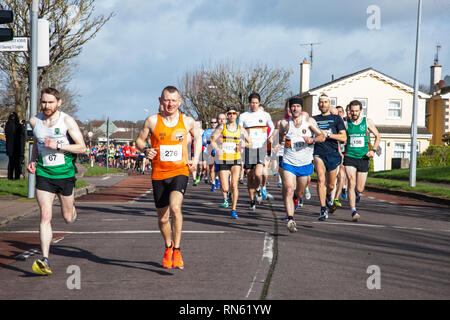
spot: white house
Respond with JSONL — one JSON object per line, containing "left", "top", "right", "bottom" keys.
{"left": 298, "top": 60, "right": 432, "bottom": 171}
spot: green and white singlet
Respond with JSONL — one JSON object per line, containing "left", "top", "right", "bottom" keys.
{"left": 345, "top": 117, "right": 370, "bottom": 159}
{"left": 34, "top": 111, "right": 76, "bottom": 179}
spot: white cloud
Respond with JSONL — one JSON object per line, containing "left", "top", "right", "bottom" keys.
{"left": 71, "top": 0, "right": 450, "bottom": 122}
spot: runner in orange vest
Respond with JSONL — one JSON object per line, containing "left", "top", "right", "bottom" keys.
{"left": 136, "top": 86, "right": 202, "bottom": 269}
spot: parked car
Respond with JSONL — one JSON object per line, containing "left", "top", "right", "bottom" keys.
{"left": 0, "top": 138, "right": 8, "bottom": 171}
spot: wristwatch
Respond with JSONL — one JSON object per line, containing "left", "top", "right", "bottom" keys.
{"left": 57, "top": 143, "right": 61, "bottom": 151}
{"left": 327, "top": 130, "right": 332, "bottom": 137}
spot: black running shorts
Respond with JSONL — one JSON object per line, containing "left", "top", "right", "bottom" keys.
{"left": 243, "top": 147, "right": 265, "bottom": 170}
{"left": 152, "top": 175, "right": 188, "bottom": 209}
{"left": 36, "top": 175, "right": 76, "bottom": 196}
{"left": 343, "top": 156, "right": 370, "bottom": 172}
{"left": 218, "top": 159, "right": 242, "bottom": 171}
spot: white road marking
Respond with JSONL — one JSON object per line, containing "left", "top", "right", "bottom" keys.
{"left": 246, "top": 232, "right": 274, "bottom": 299}
{"left": 101, "top": 176, "right": 111, "bottom": 180}
{"left": 0, "top": 230, "right": 228, "bottom": 235}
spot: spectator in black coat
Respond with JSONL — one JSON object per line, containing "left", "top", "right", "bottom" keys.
{"left": 5, "top": 112, "right": 24, "bottom": 180}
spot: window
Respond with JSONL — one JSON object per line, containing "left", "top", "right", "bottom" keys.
{"left": 393, "top": 142, "right": 419, "bottom": 159}
{"left": 330, "top": 97, "right": 337, "bottom": 107}
{"left": 354, "top": 98, "right": 367, "bottom": 116}
{"left": 388, "top": 100, "right": 402, "bottom": 119}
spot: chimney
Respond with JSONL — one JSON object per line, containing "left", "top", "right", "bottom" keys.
{"left": 300, "top": 59, "right": 310, "bottom": 94}
{"left": 430, "top": 61, "right": 442, "bottom": 95}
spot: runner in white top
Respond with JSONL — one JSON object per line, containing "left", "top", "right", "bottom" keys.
{"left": 238, "top": 92, "right": 274, "bottom": 210}
{"left": 277, "top": 97, "right": 324, "bottom": 232}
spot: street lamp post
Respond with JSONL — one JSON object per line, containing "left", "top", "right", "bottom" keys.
{"left": 409, "top": 0, "right": 422, "bottom": 187}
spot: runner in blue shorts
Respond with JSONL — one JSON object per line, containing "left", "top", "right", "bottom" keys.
{"left": 278, "top": 96, "right": 325, "bottom": 233}
{"left": 313, "top": 94, "right": 347, "bottom": 221}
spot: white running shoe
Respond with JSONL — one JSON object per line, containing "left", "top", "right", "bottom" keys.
{"left": 305, "top": 187, "right": 311, "bottom": 200}
{"left": 287, "top": 219, "right": 297, "bottom": 233}
{"left": 318, "top": 208, "right": 328, "bottom": 221}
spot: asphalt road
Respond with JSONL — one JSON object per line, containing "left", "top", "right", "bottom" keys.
{"left": 0, "top": 173, "right": 449, "bottom": 302}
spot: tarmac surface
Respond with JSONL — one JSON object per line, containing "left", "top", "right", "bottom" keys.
{"left": 0, "top": 170, "right": 449, "bottom": 302}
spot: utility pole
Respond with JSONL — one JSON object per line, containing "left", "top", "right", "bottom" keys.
{"left": 28, "top": 0, "right": 39, "bottom": 199}
{"left": 300, "top": 42, "right": 321, "bottom": 69}
{"left": 409, "top": 0, "right": 422, "bottom": 187}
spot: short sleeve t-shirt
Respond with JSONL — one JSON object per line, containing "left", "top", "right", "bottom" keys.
{"left": 312, "top": 114, "right": 346, "bottom": 156}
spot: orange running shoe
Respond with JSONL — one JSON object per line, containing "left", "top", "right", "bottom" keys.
{"left": 172, "top": 248, "right": 184, "bottom": 269}
{"left": 162, "top": 243, "right": 173, "bottom": 269}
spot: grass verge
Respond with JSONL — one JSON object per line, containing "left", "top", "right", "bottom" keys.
{"left": 84, "top": 165, "right": 124, "bottom": 177}
{"left": 0, "top": 178, "right": 89, "bottom": 198}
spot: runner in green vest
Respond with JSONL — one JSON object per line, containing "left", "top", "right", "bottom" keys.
{"left": 344, "top": 100, "right": 380, "bottom": 222}
{"left": 27, "top": 87, "right": 86, "bottom": 275}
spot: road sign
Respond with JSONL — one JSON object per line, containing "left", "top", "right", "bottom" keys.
{"left": 0, "top": 37, "right": 28, "bottom": 52}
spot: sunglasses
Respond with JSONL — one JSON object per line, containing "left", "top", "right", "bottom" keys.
{"left": 227, "top": 112, "right": 237, "bottom": 116}
{"left": 211, "top": 121, "right": 217, "bottom": 123}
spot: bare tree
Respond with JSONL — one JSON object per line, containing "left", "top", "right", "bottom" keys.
{"left": 0, "top": 0, "right": 114, "bottom": 119}
{"left": 179, "top": 62, "right": 292, "bottom": 127}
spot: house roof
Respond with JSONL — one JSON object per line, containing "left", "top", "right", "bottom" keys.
{"left": 301, "top": 67, "right": 431, "bottom": 99}
{"left": 377, "top": 125, "right": 431, "bottom": 136}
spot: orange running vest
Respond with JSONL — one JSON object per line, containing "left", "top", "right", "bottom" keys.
{"left": 150, "top": 112, "right": 189, "bottom": 180}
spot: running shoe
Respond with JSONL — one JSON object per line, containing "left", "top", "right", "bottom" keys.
{"left": 210, "top": 184, "right": 216, "bottom": 192}
{"left": 326, "top": 193, "right": 333, "bottom": 208}
{"left": 341, "top": 188, "right": 347, "bottom": 199}
{"left": 231, "top": 210, "right": 238, "bottom": 219}
{"left": 305, "top": 187, "right": 311, "bottom": 200}
{"left": 172, "top": 249, "right": 184, "bottom": 269}
{"left": 294, "top": 197, "right": 303, "bottom": 211}
{"left": 215, "top": 178, "right": 220, "bottom": 188}
{"left": 220, "top": 199, "right": 229, "bottom": 208}
{"left": 261, "top": 187, "right": 268, "bottom": 200}
{"left": 32, "top": 258, "right": 52, "bottom": 275}
{"left": 356, "top": 191, "right": 361, "bottom": 203}
{"left": 162, "top": 243, "right": 173, "bottom": 269}
{"left": 287, "top": 218, "right": 297, "bottom": 233}
{"left": 249, "top": 200, "right": 256, "bottom": 211}
{"left": 328, "top": 200, "right": 338, "bottom": 214}
{"left": 277, "top": 182, "right": 282, "bottom": 188}
{"left": 318, "top": 208, "right": 328, "bottom": 221}
{"left": 239, "top": 179, "right": 244, "bottom": 185}
{"left": 334, "top": 199, "right": 342, "bottom": 207}
{"left": 351, "top": 210, "right": 360, "bottom": 222}
{"left": 194, "top": 176, "right": 201, "bottom": 186}
{"left": 256, "top": 188, "right": 262, "bottom": 198}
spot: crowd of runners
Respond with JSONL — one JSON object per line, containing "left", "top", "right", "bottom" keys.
{"left": 88, "top": 141, "right": 151, "bottom": 173}
{"left": 27, "top": 85, "right": 379, "bottom": 275}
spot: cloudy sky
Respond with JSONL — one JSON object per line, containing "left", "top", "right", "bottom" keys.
{"left": 71, "top": 0, "right": 450, "bottom": 122}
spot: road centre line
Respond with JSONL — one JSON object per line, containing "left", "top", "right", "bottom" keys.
{"left": 308, "top": 221, "right": 445, "bottom": 232}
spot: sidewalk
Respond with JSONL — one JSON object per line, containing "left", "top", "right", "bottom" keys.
{"left": 0, "top": 183, "right": 96, "bottom": 226}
